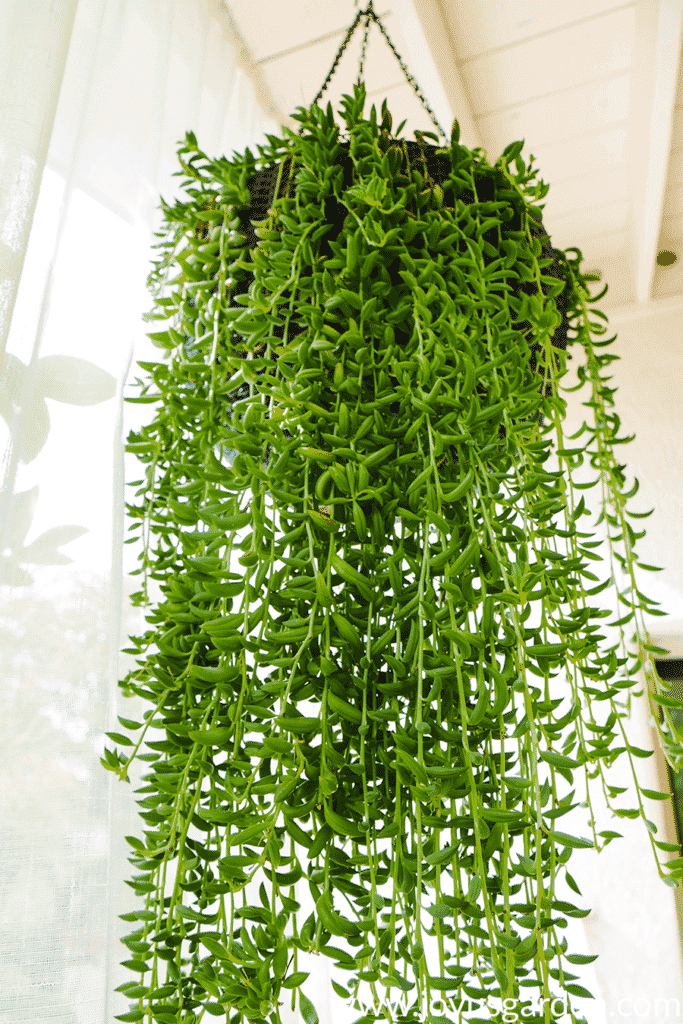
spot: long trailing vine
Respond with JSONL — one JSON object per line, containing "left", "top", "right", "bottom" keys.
{"left": 105, "top": 68, "right": 683, "bottom": 1024}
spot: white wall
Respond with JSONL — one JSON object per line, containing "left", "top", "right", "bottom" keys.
{"left": 556, "top": 297, "right": 683, "bottom": 1024}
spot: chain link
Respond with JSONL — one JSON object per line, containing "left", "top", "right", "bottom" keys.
{"left": 297, "top": 7, "right": 366, "bottom": 133}
{"left": 357, "top": 10, "right": 371, "bottom": 87}
{"left": 369, "top": 5, "right": 446, "bottom": 140}
{"left": 299, "top": 1, "right": 447, "bottom": 140}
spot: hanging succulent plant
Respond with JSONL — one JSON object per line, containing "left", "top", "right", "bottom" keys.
{"left": 106, "top": 41, "right": 683, "bottom": 1024}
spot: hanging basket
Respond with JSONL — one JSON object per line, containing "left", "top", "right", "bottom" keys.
{"left": 107, "top": 8, "right": 682, "bottom": 1024}
{"left": 242, "top": 139, "right": 566, "bottom": 359}
{"left": 217, "top": 134, "right": 570, "bottom": 486}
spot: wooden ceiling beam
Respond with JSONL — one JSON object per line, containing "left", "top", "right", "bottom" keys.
{"left": 631, "top": 0, "right": 683, "bottom": 305}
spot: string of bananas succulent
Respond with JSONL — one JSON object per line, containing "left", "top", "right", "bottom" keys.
{"left": 106, "top": 82, "right": 683, "bottom": 1024}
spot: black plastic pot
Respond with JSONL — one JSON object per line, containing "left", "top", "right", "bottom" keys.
{"left": 239, "top": 139, "right": 568, "bottom": 355}
{"left": 221, "top": 138, "right": 569, "bottom": 467}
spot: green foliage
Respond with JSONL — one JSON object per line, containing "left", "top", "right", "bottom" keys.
{"left": 110, "top": 83, "right": 683, "bottom": 1024}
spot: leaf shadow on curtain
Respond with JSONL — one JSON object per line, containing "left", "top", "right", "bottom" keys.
{"left": 0, "top": 2, "right": 285, "bottom": 1022}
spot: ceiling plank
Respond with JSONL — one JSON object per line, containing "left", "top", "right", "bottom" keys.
{"left": 631, "top": 0, "right": 683, "bottom": 305}
{"left": 601, "top": 292, "right": 683, "bottom": 324}
{"left": 398, "top": 0, "right": 483, "bottom": 150}
{"left": 254, "top": 9, "right": 391, "bottom": 67}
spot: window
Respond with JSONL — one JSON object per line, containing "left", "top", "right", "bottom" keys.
{"left": 650, "top": 637, "right": 683, "bottom": 953}
{"left": 654, "top": 657, "right": 683, "bottom": 846}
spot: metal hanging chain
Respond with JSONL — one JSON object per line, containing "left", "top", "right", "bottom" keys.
{"left": 300, "top": 0, "right": 446, "bottom": 141}
{"left": 357, "top": 5, "right": 371, "bottom": 86}
{"left": 366, "top": 6, "right": 447, "bottom": 139}
{"left": 296, "top": 6, "right": 366, "bottom": 134}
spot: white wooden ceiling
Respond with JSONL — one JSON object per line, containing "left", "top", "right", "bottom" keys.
{"left": 226, "top": 0, "right": 683, "bottom": 316}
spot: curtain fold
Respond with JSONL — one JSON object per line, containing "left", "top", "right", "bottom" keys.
{"left": 0, "top": 3, "right": 284, "bottom": 1021}
{"left": 0, "top": 0, "right": 79, "bottom": 362}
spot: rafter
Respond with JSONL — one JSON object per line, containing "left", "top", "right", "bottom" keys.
{"left": 631, "top": 0, "right": 683, "bottom": 305}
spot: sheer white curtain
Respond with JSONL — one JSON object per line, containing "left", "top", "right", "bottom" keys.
{"left": 4, "top": 4, "right": 683, "bottom": 1024}
{"left": 0, "top": 2, "right": 305, "bottom": 1021}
